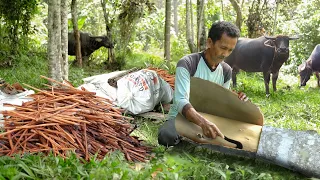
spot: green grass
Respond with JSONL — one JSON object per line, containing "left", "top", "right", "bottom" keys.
{"left": 0, "top": 53, "right": 318, "bottom": 179}
{"left": 234, "top": 72, "right": 320, "bottom": 132}
{"left": 0, "top": 54, "right": 111, "bottom": 88}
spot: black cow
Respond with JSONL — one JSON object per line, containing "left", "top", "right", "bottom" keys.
{"left": 225, "top": 35, "right": 299, "bottom": 96}
{"left": 298, "top": 44, "right": 320, "bottom": 87}
{"left": 68, "top": 32, "right": 114, "bottom": 62}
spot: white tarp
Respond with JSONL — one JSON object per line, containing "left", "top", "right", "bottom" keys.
{"left": 0, "top": 90, "right": 35, "bottom": 126}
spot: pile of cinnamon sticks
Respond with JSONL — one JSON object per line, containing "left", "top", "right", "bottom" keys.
{"left": 147, "top": 67, "right": 175, "bottom": 90}
{"left": 0, "top": 76, "right": 149, "bottom": 161}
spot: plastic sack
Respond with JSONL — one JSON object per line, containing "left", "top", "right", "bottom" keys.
{"left": 77, "top": 70, "right": 127, "bottom": 102}
{"left": 116, "top": 69, "right": 173, "bottom": 114}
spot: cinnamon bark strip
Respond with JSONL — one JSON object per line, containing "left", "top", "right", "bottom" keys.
{"left": 86, "top": 99, "right": 110, "bottom": 107}
{"left": 40, "top": 75, "right": 85, "bottom": 91}
{"left": 4, "top": 105, "right": 37, "bottom": 112}
{"left": 0, "top": 142, "right": 10, "bottom": 150}
{"left": 90, "top": 139, "right": 112, "bottom": 151}
{"left": 62, "top": 97, "right": 90, "bottom": 105}
{"left": 120, "top": 144, "right": 132, "bottom": 161}
{"left": 20, "top": 132, "right": 37, "bottom": 147}
{"left": 22, "top": 83, "right": 56, "bottom": 97}
{"left": 103, "top": 133, "right": 135, "bottom": 148}
{"left": 55, "top": 114, "right": 89, "bottom": 124}
{"left": 39, "top": 129, "right": 75, "bottom": 147}
{"left": 106, "top": 139, "right": 121, "bottom": 150}
{"left": 73, "top": 108, "right": 104, "bottom": 115}
{"left": 15, "top": 123, "right": 59, "bottom": 130}
{"left": 45, "top": 82, "right": 96, "bottom": 95}
{"left": 45, "top": 117, "right": 79, "bottom": 126}
{"left": 92, "top": 95, "right": 114, "bottom": 104}
{"left": 126, "top": 146, "right": 148, "bottom": 154}
{"left": 3, "top": 110, "right": 37, "bottom": 121}
{"left": 7, "top": 133, "right": 13, "bottom": 151}
{"left": 54, "top": 125, "right": 76, "bottom": 143}
{"left": 81, "top": 102, "right": 107, "bottom": 111}
{"left": 45, "top": 133, "right": 77, "bottom": 149}
{"left": 0, "top": 128, "right": 20, "bottom": 137}
{"left": 38, "top": 94, "right": 78, "bottom": 104}
{"left": 123, "top": 147, "right": 145, "bottom": 162}
{"left": 63, "top": 90, "right": 96, "bottom": 95}
{"left": 9, "top": 129, "right": 25, "bottom": 139}
{"left": 83, "top": 124, "right": 89, "bottom": 161}
{"left": 103, "top": 112, "right": 134, "bottom": 120}
{"left": 36, "top": 142, "right": 50, "bottom": 149}
{"left": 40, "top": 75, "right": 75, "bottom": 89}
{"left": 38, "top": 108, "right": 79, "bottom": 122}
{"left": 4, "top": 122, "right": 29, "bottom": 126}
{"left": 33, "top": 130, "right": 61, "bottom": 150}
{"left": 78, "top": 114, "right": 104, "bottom": 122}
{"left": 99, "top": 123, "right": 119, "bottom": 134}
{"left": 70, "top": 130, "right": 86, "bottom": 154}
{"left": 38, "top": 127, "right": 65, "bottom": 135}
{"left": 35, "top": 103, "right": 46, "bottom": 119}
{"left": 125, "top": 147, "right": 148, "bottom": 160}
{"left": 42, "top": 103, "right": 79, "bottom": 113}
{"left": 28, "top": 147, "right": 74, "bottom": 153}
{"left": 51, "top": 85, "right": 55, "bottom": 95}
{"left": 0, "top": 150, "right": 11, "bottom": 154}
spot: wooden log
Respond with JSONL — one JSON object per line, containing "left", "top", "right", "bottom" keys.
{"left": 107, "top": 67, "right": 139, "bottom": 88}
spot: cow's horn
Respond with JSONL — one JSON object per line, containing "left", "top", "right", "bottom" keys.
{"left": 298, "top": 62, "right": 306, "bottom": 72}
{"left": 264, "top": 35, "right": 275, "bottom": 40}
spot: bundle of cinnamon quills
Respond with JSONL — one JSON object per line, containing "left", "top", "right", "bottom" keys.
{"left": 0, "top": 75, "right": 150, "bottom": 161}
{"left": 147, "top": 67, "right": 175, "bottom": 90}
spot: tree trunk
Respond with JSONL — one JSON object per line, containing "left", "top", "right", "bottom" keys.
{"left": 240, "top": 0, "right": 245, "bottom": 9}
{"left": 61, "top": 0, "right": 68, "bottom": 80}
{"left": 173, "top": 0, "right": 179, "bottom": 36}
{"left": 143, "top": 35, "right": 151, "bottom": 51}
{"left": 273, "top": 0, "right": 279, "bottom": 35}
{"left": 221, "top": 0, "right": 225, "bottom": 19}
{"left": 197, "top": 0, "right": 206, "bottom": 51}
{"left": 164, "top": 0, "right": 171, "bottom": 61}
{"left": 101, "top": 0, "right": 115, "bottom": 64}
{"left": 71, "top": 0, "right": 82, "bottom": 67}
{"left": 229, "top": 0, "right": 243, "bottom": 32}
{"left": 190, "top": 0, "right": 194, "bottom": 45}
{"left": 186, "top": 0, "right": 196, "bottom": 53}
{"left": 247, "top": 0, "right": 261, "bottom": 38}
{"left": 48, "top": 0, "right": 63, "bottom": 82}
{"left": 155, "top": 0, "right": 164, "bottom": 9}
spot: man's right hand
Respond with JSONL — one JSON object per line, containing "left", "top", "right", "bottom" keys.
{"left": 199, "top": 119, "right": 224, "bottom": 139}
{"left": 183, "top": 105, "right": 225, "bottom": 139}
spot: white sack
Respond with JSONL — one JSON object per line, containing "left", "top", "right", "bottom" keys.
{"left": 116, "top": 69, "right": 173, "bottom": 114}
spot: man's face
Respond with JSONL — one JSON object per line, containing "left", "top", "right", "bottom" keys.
{"left": 207, "top": 33, "right": 237, "bottom": 66}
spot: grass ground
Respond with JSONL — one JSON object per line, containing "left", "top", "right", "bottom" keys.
{"left": 0, "top": 55, "right": 319, "bottom": 179}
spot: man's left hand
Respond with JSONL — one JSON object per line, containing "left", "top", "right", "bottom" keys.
{"left": 237, "top": 92, "right": 249, "bottom": 102}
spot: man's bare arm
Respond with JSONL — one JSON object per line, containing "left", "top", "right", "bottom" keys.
{"left": 182, "top": 104, "right": 224, "bottom": 139}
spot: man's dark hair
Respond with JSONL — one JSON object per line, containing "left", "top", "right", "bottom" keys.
{"left": 208, "top": 21, "right": 240, "bottom": 43}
